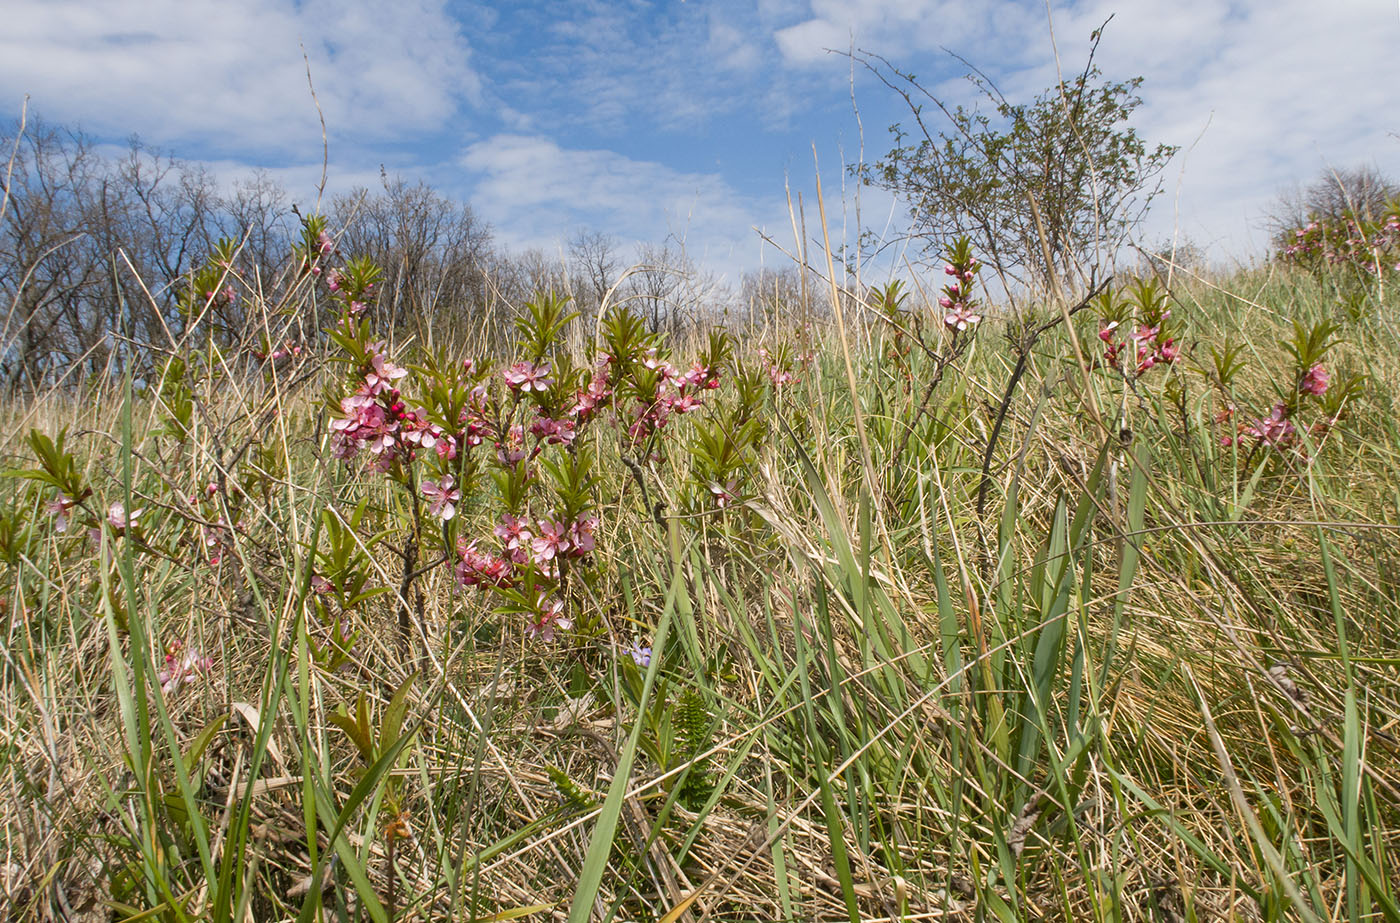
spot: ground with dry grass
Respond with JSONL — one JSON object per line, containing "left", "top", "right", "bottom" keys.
{"left": 1, "top": 249, "right": 1398, "bottom": 923}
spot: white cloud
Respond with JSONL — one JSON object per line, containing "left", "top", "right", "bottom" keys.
{"left": 458, "top": 134, "right": 838, "bottom": 280}
{"left": 0, "top": 0, "right": 479, "bottom": 157}
{"left": 777, "top": 0, "right": 1400, "bottom": 259}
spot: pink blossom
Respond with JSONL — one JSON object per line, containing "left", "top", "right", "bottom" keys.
{"left": 503, "top": 361, "right": 554, "bottom": 393}
{"left": 525, "top": 598, "right": 573, "bottom": 643}
{"left": 107, "top": 502, "right": 141, "bottom": 533}
{"left": 943, "top": 304, "right": 981, "bottom": 331}
{"left": 494, "top": 514, "right": 533, "bottom": 554}
{"left": 1246, "top": 403, "right": 1297, "bottom": 448}
{"left": 158, "top": 641, "right": 213, "bottom": 696}
{"left": 421, "top": 475, "right": 461, "bottom": 521}
{"left": 47, "top": 494, "right": 76, "bottom": 532}
{"left": 668, "top": 393, "right": 703, "bottom": 414}
{"left": 569, "top": 514, "right": 598, "bottom": 554}
{"left": 709, "top": 479, "right": 739, "bottom": 509}
{"left": 530, "top": 414, "right": 576, "bottom": 446}
{"left": 365, "top": 349, "right": 408, "bottom": 394}
{"left": 456, "top": 541, "right": 514, "bottom": 589}
{"left": 531, "top": 519, "right": 571, "bottom": 562}
{"left": 1300, "top": 364, "right": 1329, "bottom": 396}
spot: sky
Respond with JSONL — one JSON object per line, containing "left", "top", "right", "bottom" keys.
{"left": 2, "top": 0, "right": 1397, "bottom": 286}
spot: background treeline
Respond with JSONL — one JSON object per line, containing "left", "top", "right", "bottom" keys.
{"left": 0, "top": 119, "right": 833, "bottom": 390}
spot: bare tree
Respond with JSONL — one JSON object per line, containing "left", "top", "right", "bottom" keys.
{"left": 1267, "top": 164, "right": 1398, "bottom": 243}
{"left": 567, "top": 228, "right": 618, "bottom": 322}
{"left": 332, "top": 176, "right": 493, "bottom": 331}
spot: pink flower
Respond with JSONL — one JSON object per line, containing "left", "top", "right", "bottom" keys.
{"left": 421, "top": 475, "right": 460, "bottom": 521}
{"left": 1300, "top": 364, "right": 1329, "bottom": 396}
{"left": 525, "top": 598, "right": 572, "bottom": 643}
{"left": 365, "top": 349, "right": 408, "bottom": 394}
{"left": 456, "top": 541, "right": 514, "bottom": 589}
{"left": 47, "top": 494, "right": 76, "bottom": 532}
{"left": 1098, "top": 321, "right": 1120, "bottom": 343}
{"left": 531, "top": 519, "right": 571, "bottom": 562}
{"left": 943, "top": 304, "right": 981, "bottom": 331}
{"left": 668, "top": 393, "right": 703, "bottom": 414}
{"left": 107, "top": 502, "right": 141, "bottom": 533}
{"left": 1246, "top": 403, "right": 1297, "bottom": 448}
{"left": 569, "top": 514, "right": 598, "bottom": 554}
{"left": 503, "top": 361, "right": 554, "bottom": 393}
{"left": 709, "top": 479, "right": 739, "bottom": 509}
{"left": 494, "top": 514, "right": 533, "bottom": 554}
{"left": 157, "top": 641, "right": 213, "bottom": 696}
{"left": 1131, "top": 324, "right": 1159, "bottom": 344}
{"left": 530, "top": 414, "right": 576, "bottom": 446}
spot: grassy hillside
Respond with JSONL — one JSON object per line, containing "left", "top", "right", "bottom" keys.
{"left": 1, "top": 228, "right": 1398, "bottom": 922}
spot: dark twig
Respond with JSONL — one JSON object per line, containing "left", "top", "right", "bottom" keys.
{"left": 975, "top": 279, "right": 1109, "bottom": 520}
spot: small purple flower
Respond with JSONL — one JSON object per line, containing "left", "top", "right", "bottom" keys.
{"left": 625, "top": 644, "right": 652, "bottom": 668}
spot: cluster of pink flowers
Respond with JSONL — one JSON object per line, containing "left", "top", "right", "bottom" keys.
{"left": 940, "top": 260, "right": 982, "bottom": 331}
{"left": 158, "top": 640, "right": 213, "bottom": 696}
{"left": 570, "top": 359, "right": 614, "bottom": 421}
{"left": 757, "top": 347, "right": 800, "bottom": 388}
{"left": 625, "top": 351, "right": 719, "bottom": 442}
{"left": 1240, "top": 403, "right": 1297, "bottom": 448}
{"left": 1282, "top": 212, "right": 1400, "bottom": 274}
{"left": 1224, "top": 363, "right": 1334, "bottom": 451}
{"left": 331, "top": 343, "right": 454, "bottom": 468}
{"left": 1300, "top": 363, "right": 1329, "bottom": 396}
{"left": 456, "top": 511, "right": 599, "bottom": 642}
{"left": 1099, "top": 316, "right": 1180, "bottom": 377}
{"left": 457, "top": 512, "right": 598, "bottom": 588}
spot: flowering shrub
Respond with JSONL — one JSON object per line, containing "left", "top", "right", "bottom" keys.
{"left": 939, "top": 237, "right": 983, "bottom": 332}
{"left": 1218, "top": 319, "right": 1363, "bottom": 455}
{"left": 1093, "top": 279, "right": 1180, "bottom": 378}
{"left": 1281, "top": 202, "right": 1400, "bottom": 276}
{"left": 312, "top": 255, "right": 738, "bottom": 646}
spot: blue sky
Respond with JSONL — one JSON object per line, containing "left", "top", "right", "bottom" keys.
{"left": 3, "top": 0, "right": 1397, "bottom": 285}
